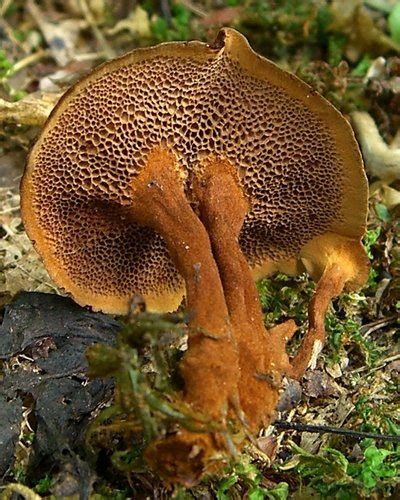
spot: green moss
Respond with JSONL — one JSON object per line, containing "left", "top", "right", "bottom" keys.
{"left": 388, "top": 2, "right": 400, "bottom": 43}
{"left": 150, "top": 2, "right": 193, "bottom": 43}
{"left": 288, "top": 439, "right": 400, "bottom": 498}
{"left": 216, "top": 459, "right": 289, "bottom": 499}
{"left": 86, "top": 310, "right": 224, "bottom": 476}
{"left": 326, "top": 314, "right": 382, "bottom": 366}
{"left": 257, "top": 274, "right": 314, "bottom": 329}
{"left": 0, "top": 50, "right": 13, "bottom": 79}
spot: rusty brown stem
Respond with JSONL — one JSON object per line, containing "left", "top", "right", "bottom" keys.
{"left": 288, "top": 264, "right": 346, "bottom": 379}
{"left": 130, "top": 148, "right": 240, "bottom": 419}
{"left": 193, "top": 158, "right": 294, "bottom": 429}
{"left": 129, "top": 148, "right": 349, "bottom": 483}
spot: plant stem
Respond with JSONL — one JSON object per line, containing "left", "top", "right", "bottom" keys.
{"left": 274, "top": 420, "right": 400, "bottom": 443}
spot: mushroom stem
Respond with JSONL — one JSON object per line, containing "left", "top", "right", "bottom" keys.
{"left": 194, "top": 158, "right": 289, "bottom": 429}
{"left": 130, "top": 147, "right": 240, "bottom": 418}
{"left": 288, "top": 263, "right": 346, "bottom": 379}
{"left": 193, "top": 159, "right": 256, "bottom": 323}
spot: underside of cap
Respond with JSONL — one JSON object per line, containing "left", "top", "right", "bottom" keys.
{"left": 21, "top": 28, "right": 368, "bottom": 314}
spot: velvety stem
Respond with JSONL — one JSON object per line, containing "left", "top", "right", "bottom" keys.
{"left": 288, "top": 263, "right": 346, "bottom": 379}
{"left": 193, "top": 158, "right": 288, "bottom": 429}
{"left": 130, "top": 147, "right": 240, "bottom": 418}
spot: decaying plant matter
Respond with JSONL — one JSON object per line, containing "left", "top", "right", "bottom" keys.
{"left": 20, "top": 28, "right": 369, "bottom": 484}
{"left": 352, "top": 111, "right": 400, "bottom": 181}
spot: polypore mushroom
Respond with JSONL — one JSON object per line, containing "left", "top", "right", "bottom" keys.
{"left": 21, "top": 28, "right": 369, "bottom": 483}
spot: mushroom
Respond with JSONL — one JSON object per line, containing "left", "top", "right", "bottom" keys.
{"left": 21, "top": 28, "right": 369, "bottom": 483}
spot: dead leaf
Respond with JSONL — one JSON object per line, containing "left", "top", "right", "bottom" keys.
{"left": 303, "top": 370, "right": 340, "bottom": 398}
{"left": 276, "top": 379, "right": 302, "bottom": 412}
{"left": 256, "top": 435, "right": 278, "bottom": 462}
{"left": 387, "top": 359, "right": 400, "bottom": 372}
{"left": 107, "top": 6, "right": 150, "bottom": 38}
{"left": 27, "top": 0, "right": 88, "bottom": 66}
{"left": 0, "top": 292, "right": 118, "bottom": 491}
{"left": 326, "top": 362, "right": 344, "bottom": 378}
{"left": 0, "top": 190, "right": 57, "bottom": 299}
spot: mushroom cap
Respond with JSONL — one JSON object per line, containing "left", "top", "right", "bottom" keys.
{"left": 21, "top": 28, "right": 368, "bottom": 314}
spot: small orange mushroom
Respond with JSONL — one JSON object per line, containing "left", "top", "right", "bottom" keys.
{"left": 21, "top": 28, "right": 369, "bottom": 483}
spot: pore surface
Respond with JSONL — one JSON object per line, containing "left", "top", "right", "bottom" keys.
{"left": 30, "top": 52, "right": 342, "bottom": 299}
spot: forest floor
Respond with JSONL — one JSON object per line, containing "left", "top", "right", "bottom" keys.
{"left": 0, "top": 1, "right": 399, "bottom": 499}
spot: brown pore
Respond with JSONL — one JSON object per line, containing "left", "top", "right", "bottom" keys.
{"left": 21, "top": 28, "right": 369, "bottom": 484}
{"left": 21, "top": 28, "right": 368, "bottom": 315}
